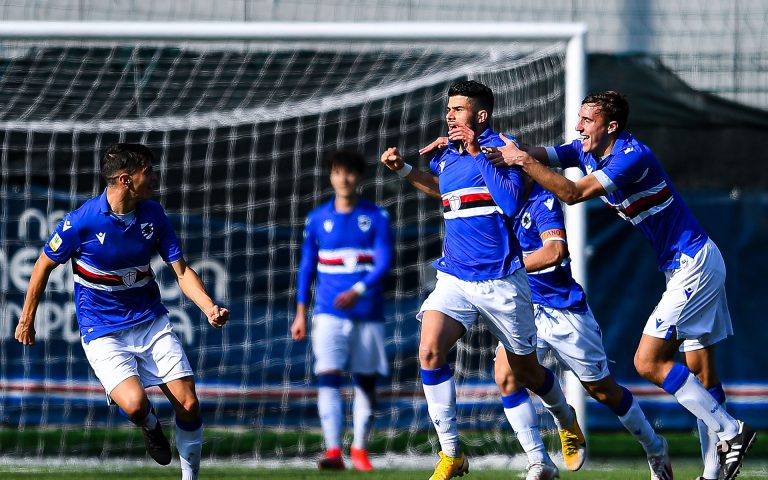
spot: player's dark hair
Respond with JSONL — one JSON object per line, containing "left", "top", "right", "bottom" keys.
{"left": 326, "top": 150, "right": 366, "bottom": 175}
{"left": 100, "top": 143, "right": 155, "bottom": 185}
{"left": 448, "top": 80, "right": 494, "bottom": 116}
{"left": 582, "top": 91, "right": 630, "bottom": 133}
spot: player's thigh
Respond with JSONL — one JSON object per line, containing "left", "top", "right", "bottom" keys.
{"left": 474, "top": 269, "right": 537, "bottom": 356}
{"left": 109, "top": 375, "right": 148, "bottom": 415}
{"left": 135, "top": 315, "right": 194, "bottom": 388}
{"left": 349, "top": 321, "right": 389, "bottom": 376}
{"left": 417, "top": 272, "right": 477, "bottom": 354}
{"left": 81, "top": 328, "right": 142, "bottom": 399}
{"left": 536, "top": 305, "right": 610, "bottom": 382}
{"left": 311, "top": 313, "right": 354, "bottom": 374}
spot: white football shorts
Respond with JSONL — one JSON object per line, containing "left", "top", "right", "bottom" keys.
{"left": 82, "top": 314, "right": 193, "bottom": 399}
{"left": 642, "top": 238, "right": 734, "bottom": 352}
{"left": 417, "top": 269, "right": 537, "bottom": 356}
{"left": 311, "top": 313, "right": 389, "bottom": 376}
{"left": 533, "top": 304, "right": 610, "bottom": 382}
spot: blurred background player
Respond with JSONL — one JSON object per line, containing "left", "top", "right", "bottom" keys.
{"left": 486, "top": 90, "right": 756, "bottom": 480}
{"left": 381, "top": 80, "right": 581, "bottom": 480}
{"left": 291, "top": 150, "right": 393, "bottom": 471}
{"left": 494, "top": 173, "right": 671, "bottom": 480}
{"left": 15, "top": 143, "right": 229, "bottom": 480}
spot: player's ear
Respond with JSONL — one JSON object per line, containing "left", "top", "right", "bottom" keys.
{"left": 607, "top": 120, "right": 619, "bottom": 135}
{"left": 477, "top": 109, "right": 488, "bottom": 124}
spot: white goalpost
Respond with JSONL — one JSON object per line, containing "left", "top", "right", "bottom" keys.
{"left": 0, "top": 21, "right": 587, "bottom": 465}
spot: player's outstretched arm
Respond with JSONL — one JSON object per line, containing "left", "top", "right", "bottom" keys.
{"left": 15, "top": 252, "right": 59, "bottom": 346}
{"left": 485, "top": 135, "right": 606, "bottom": 205}
{"left": 170, "top": 258, "right": 229, "bottom": 328}
{"left": 380, "top": 147, "right": 441, "bottom": 199}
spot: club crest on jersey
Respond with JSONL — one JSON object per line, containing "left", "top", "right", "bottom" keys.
{"left": 521, "top": 211, "right": 532, "bottom": 229}
{"left": 323, "top": 220, "right": 334, "bottom": 233}
{"left": 357, "top": 215, "right": 371, "bottom": 232}
{"left": 141, "top": 222, "right": 154, "bottom": 240}
{"left": 448, "top": 195, "right": 461, "bottom": 212}
{"left": 122, "top": 271, "right": 137, "bottom": 287}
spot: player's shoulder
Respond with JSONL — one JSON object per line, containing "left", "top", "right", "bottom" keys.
{"left": 612, "top": 132, "right": 653, "bottom": 160}
{"left": 305, "top": 198, "right": 333, "bottom": 222}
{"left": 66, "top": 194, "right": 104, "bottom": 224}
{"left": 529, "top": 185, "right": 560, "bottom": 212}
{"left": 357, "top": 198, "right": 390, "bottom": 219}
{"left": 480, "top": 130, "right": 517, "bottom": 148}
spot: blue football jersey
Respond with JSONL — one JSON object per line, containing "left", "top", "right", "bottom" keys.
{"left": 514, "top": 184, "right": 588, "bottom": 312}
{"left": 296, "top": 198, "right": 392, "bottom": 322}
{"left": 548, "top": 132, "right": 708, "bottom": 270}
{"left": 431, "top": 128, "right": 525, "bottom": 281}
{"left": 44, "top": 189, "right": 183, "bottom": 343}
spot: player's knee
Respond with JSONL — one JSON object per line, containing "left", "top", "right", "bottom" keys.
{"left": 116, "top": 395, "right": 148, "bottom": 421}
{"left": 175, "top": 395, "right": 200, "bottom": 421}
{"left": 418, "top": 343, "right": 444, "bottom": 369}
{"left": 633, "top": 351, "right": 656, "bottom": 381}
{"left": 494, "top": 369, "right": 518, "bottom": 396}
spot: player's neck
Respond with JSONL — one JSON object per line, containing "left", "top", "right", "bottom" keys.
{"left": 106, "top": 186, "right": 137, "bottom": 214}
{"left": 334, "top": 194, "right": 357, "bottom": 214}
{"left": 598, "top": 137, "right": 617, "bottom": 158}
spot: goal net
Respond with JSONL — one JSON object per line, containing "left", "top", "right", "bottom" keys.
{"left": 0, "top": 22, "right": 583, "bottom": 466}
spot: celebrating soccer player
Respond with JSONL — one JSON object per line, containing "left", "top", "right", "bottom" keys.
{"left": 291, "top": 150, "right": 393, "bottom": 471}
{"left": 494, "top": 173, "right": 672, "bottom": 479}
{"left": 381, "top": 80, "right": 582, "bottom": 480}
{"left": 484, "top": 90, "right": 756, "bottom": 480}
{"left": 15, "top": 143, "right": 229, "bottom": 480}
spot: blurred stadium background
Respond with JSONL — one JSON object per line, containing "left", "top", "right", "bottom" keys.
{"left": 0, "top": 0, "right": 766, "bottom": 470}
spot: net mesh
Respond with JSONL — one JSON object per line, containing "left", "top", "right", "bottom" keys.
{"left": 0, "top": 38, "right": 567, "bottom": 462}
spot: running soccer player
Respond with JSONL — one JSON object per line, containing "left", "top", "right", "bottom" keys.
{"left": 485, "top": 90, "right": 756, "bottom": 480}
{"left": 291, "top": 150, "right": 393, "bottom": 472}
{"left": 381, "top": 80, "right": 581, "bottom": 480}
{"left": 494, "top": 173, "right": 671, "bottom": 479}
{"left": 15, "top": 143, "right": 228, "bottom": 480}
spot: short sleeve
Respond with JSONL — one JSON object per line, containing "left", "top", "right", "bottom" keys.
{"left": 154, "top": 205, "right": 183, "bottom": 263}
{"left": 549, "top": 140, "right": 582, "bottom": 169}
{"left": 43, "top": 214, "right": 80, "bottom": 264}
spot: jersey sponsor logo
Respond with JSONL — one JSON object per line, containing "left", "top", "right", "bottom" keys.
{"left": 544, "top": 198, "right": 555, "bottom": 210}
{"left": 357, "top": 215, "right": 371, "bottom": 232}
{"left": 141, "top": 222, "right": 154, "bottom": 240}
{"left": 62, "top": 220, "right": 73, "bottom": 231}
{"left": 96, "top": 232, "right": 106, "bottom": 244}
{"left": 323, "top": 220, "right": 333, "bottom": 233}
{"left": 49, "top": 233, "right": 63, "bottom": 251}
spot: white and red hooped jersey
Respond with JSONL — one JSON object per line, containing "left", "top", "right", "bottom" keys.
{"left": 547, "top": 132, "right": 708, "bottom": 270}
{"left": 43, "top": 189, "right": 183, "bottom": 343}
{"left": 430, "top": 128, "right": 526, "bottom": 281}
{"left": 296, "top": 198, "right": 392, "bottom": 322}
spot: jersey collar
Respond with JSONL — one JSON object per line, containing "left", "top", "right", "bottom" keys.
{"left": 98, "top": 188, "right": 111, "bottom": 215}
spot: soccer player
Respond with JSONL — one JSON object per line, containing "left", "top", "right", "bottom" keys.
{"left": 495, "top": 173, "right": 672, "bottom": 479}
{"left": 291, "top": 150, "right": 393, "bottom": 472}
{"left": 485, "top": 90, "right": 756, "bottom": 480}
{"left": 15, "top": 143, "right": 228, "bottom": 480}
{"left": 381, "top": 80, "right": 581, "bottom": 480}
